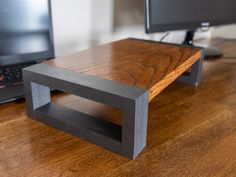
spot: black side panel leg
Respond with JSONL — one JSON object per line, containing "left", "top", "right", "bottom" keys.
{"left": 122, "top": 92, "right": 148, "bottom": 160}
{"left": 23, "top": 63, "right": 149, "bottom": 160}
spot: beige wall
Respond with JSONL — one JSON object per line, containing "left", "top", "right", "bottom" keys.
{"left": 212, "top": 24, "right": 236, "bottom": 39}
{"left": 51, "top": 0, "right": 113, "bottom": 57}
{"left": 51, "top": 0, "right": 211, "bottom": 57}
{"left": 113, "top": 0, "right": 144, "bottom": 28}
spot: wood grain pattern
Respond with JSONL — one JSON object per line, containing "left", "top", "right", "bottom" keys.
{"left": 46, "top": 38, "right": 201, "bottom": 101}
{"left": 0, "top": 38, "right": 236, "bottom": 177}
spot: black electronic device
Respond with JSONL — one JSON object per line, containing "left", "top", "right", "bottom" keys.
{"left": 0, "top": 0, "right": 54, "bottom": 103}
{"left": 145, "top": 0, "right": 236, "bottom": 58}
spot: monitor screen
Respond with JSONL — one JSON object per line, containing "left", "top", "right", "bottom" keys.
{"left": 145, "top": 0, "right": 236, "bottom": 33}
{"left": 0, "top": 0, "right": 54, "bottom": 66}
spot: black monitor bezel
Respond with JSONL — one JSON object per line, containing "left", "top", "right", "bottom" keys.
{"left": 145, "top": 0, "right": 236, "bottom": 33}
{"left": 0, "top": 0, "right": 55, "bottom": 66}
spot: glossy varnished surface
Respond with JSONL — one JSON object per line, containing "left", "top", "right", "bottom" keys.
{"left": 46, "top": 38, "right": 201, "bottom": 101}
{"left": 0, "top": 38, "right": 236, "bottom": 176}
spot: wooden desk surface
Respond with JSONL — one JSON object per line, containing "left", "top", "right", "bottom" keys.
{"left": 46, "top": 38, "right": 201, "bottom": 101}
{"left": 1, "top": 38, "right": 236, "bottom": 176}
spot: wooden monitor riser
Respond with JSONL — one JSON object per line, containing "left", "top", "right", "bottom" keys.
{"left": 23, "top": 38, "right": 203, "bottom": 159}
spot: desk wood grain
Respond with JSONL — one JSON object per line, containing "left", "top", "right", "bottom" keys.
{"left": 0, "top": 38, "right": 236, "bottom": 177}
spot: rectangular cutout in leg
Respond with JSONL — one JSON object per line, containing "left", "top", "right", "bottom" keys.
{"left": 31, "top": 82, "right": 51, "bottom": 110}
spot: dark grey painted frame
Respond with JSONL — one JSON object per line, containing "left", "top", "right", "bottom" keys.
{"left": 23, "top": 64, "right": 149, "bottom": 160}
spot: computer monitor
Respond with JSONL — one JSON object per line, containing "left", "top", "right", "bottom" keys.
{"left": 0, "top": 0, "right": 54, "bottom": 66}
{"left": 145, "top": 0, "right": 236, "bottom": 58}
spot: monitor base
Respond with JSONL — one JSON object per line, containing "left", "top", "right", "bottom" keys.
{"left": 204, "top": 46, "right": 223, "bottom": 59}
{"left": 183, "top": 30, "right": 223, "bottom": 59}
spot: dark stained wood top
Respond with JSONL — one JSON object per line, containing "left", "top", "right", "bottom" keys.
{"left": 46, "top": 38, "right": 201, "bottom": 101}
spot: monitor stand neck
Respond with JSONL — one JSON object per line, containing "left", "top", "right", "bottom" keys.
{"left": 183, "top": 30, "right": 223, "bottom": 59}
{"left": 183, "top": 30, "right": 195, "bottom": 46}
